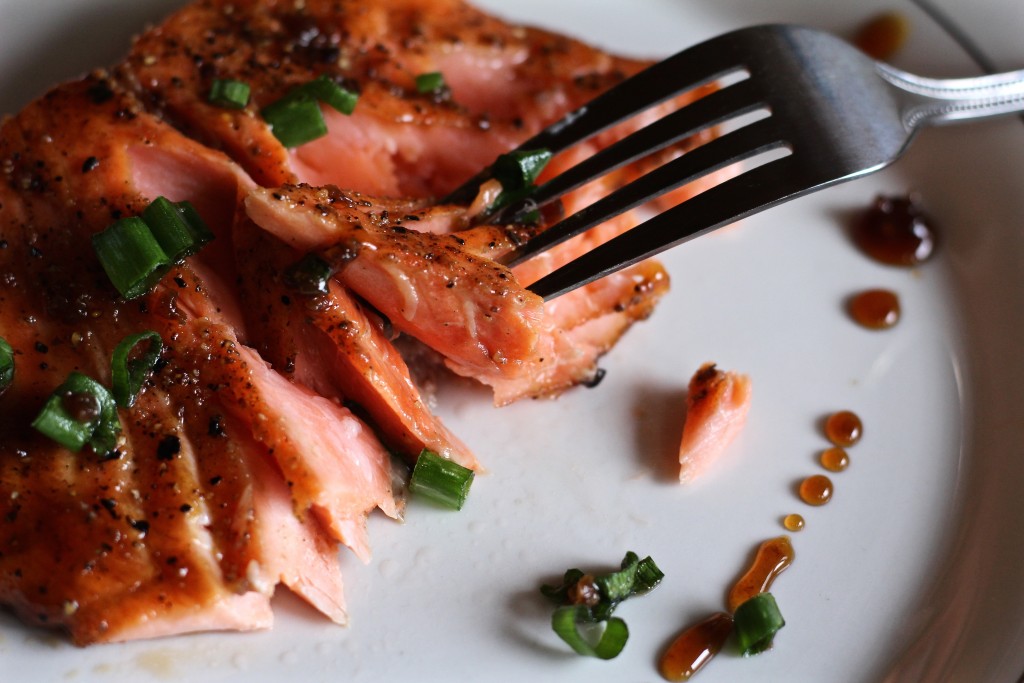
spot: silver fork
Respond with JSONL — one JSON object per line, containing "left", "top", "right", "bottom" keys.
{"left": 445, "top": 24, "right": 1024, "bottom": 300}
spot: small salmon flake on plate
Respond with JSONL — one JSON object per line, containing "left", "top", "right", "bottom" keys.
{"left": 0, "top": 0, "right": 719, "bottom": 644}
{"left": 678, "top": 363, "right": 753, "bottom": 484}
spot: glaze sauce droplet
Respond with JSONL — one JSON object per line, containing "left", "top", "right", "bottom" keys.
{"left": 727, "top": 536, "right": 795, "bottom": 613}
{"left": 825, "top": 410, "right": 862, "bottom": 447}
{"left": 848, "top": 289, "right": 900, "bottom": 329}
{"left": 854, "top": 11, "right": 911, "bottom": 61}
{"left": 783, "top": 513, "right": 805, "bottom": 531}
{"left": 799, "top": 474, "right": 833, "bottom": 506}
{"left": 852, "top": 194, "right": 937, "bottom": 266}
{"left": 658, "top": 612, "right": 734, "bottom": 681}
{"left": 820, "top": 447, "right": 850, "bottom": 472}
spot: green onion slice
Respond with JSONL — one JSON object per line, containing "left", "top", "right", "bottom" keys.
{"left": 415, "top": 71, "right": 446, "bottom": 94}
{"left": 262, "top": 76, "right": 360, "bottom": 147}
{"left": 733, "top": 592, "right": 785, "bottom": 656}
{"left": 284, "top": 253, "right": 335, "bottom": 295}
{"left": 262, "top": 94, "right": 328, "bottom": 148}
{"left": 92, "top": 217, "right": 171, "bottom": 300}
{"left": 408, "top": 448, "right": 474, "bottom": 510}
{"left": 301, "top": 75, "right": 360, "bottom": 115}
{"left": 540, "top": 551, "right": 663, "bottom": 658}
{"left": 493, "top": 149, "right": 552, "bottom": 193}
{"left": 111, "top": 331, "right": 164, "bottom": 408}
{"left": 31, "top": 372, "right": 120, "bottom": 455}
{"left": 174, "top": 201, "right": 216, "bottom": 250}
{"left": 142, "top": 197, "right": 214, "bottom": 262}
{"left": 551, "top": 606, "right": 629, "bottom": 660}
{"left": 0, "top": 337, "right": 13, "bottom": 395}
{"left": 596, "top": 551, "right": 664, "bottom": 599}
{"left": 487, "top": 148, "right": 552, "bottom": 216}
{"left": 209, "top": 78, "right": 251, "bottom": 109}
{"left": 93, "top": 198, "right": 214, "bottom": 300}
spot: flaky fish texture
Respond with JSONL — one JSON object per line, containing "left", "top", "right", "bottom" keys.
{"left": 0, "top": 0, "right": 714, "bottom": 644}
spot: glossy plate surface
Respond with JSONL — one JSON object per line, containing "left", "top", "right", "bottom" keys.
{"left": 1, "top": 0, "right": 1023, "bottom": 681}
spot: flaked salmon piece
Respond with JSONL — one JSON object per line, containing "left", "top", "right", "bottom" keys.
{"left": 241, "top": 180, "right": 667, "bottom": 402}
{"left": 446, "top": 260, "right": 670, "bottom": 404}
{"left": 166, "top": 377, "right": 350, "bottom": 626}
{"left": 233, "top": 216, "right": 479, "bottom": 468}
{"left": 245, "top": 184, "right": 545, "bottom": 381}
{"left": 237, "top": 343, "right": 400, "bottom": 560}
{"left": 678, "top": 363, "right": 752, "bottom": 484}
{"left": 229, "top": 422, "right": 349, "bottom": 625}
{"left": 161, "top": 271, "right": 400, "bottom": 562}
{"left": 242, "top": 178, "right": 661, "bottom": 404}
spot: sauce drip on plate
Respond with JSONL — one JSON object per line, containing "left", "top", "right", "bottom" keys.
{"left": 727, "top": 536, "right": 795, "bottom": 612}
{"left": 658, "top": 612, "right": 734, "bottom": 681}
{"left": 799, "top": 474, "right": 834, "bottom": 506}
{"left": 783, "top": 513, "right": 805, "bottom": 531}
{"left": 825, "top": 410, "right": 863, "bottom": 447}
{"left": 820, "top": 447, "right": 850, "bottom": 472}
{"left": 852, "top": 194, "right": 937, "bottom": 266}
{"left": 849, "top": 289, "right": 900, "bottom": 329}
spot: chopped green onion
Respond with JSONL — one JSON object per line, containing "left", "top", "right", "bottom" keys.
{"left": 284, "top": 253, "right": 335, "bottom": 295}
{"left": 540, "top": 551, "right": 663, "bottom": 658}
{"left": 93, "top": 198, "right": 214, "bottom": 300}
{"left": 301, "top": 75, "right": 360, "bottom": 115}
{"left": 111, "top": 331, "right": 163, "bottom": 408}
{"left": 142, "top": 197, "right": 214, "bottom": 262}
{"left": 409, "top": 448, "right": 474, "bottom": 510}
{"left": 262, "top": 95, "right": 327, "bottom": 148}
{"left": 733, "top": 592, "right": 785, "bottom": 655}
{"left": 31, "top": 372, "right": 120, "bottom": 455}
{"left": 415, "top": 71, "right": 446, "bottom": 94}
{"left": 632, "top": 554, "right": 665, "bottom": 594}
{"left": 595, "top": 552, "right": 641, "bottom": 602}
{"left": 208, "top": 78, "right": 251, "bottom": 109}
{"left": 493, "top": 149, "right": 552, "bottom": 192}
{"left": 551, "top": 606, "right": 629, "bottom": 660}
{"left": 0, "top": 337, "right": 13, "bottom": 395}
{"left": 92, "top": 217, "right": 171, "bottom": 300}
{"left": 173, "top": 201, "right": 216, "bottom": 251}
{"left": 262, "top": 76, "right": 360, "bottom": 147}
{"left": 487, "top": 148, "right": 552, "bottom": 216}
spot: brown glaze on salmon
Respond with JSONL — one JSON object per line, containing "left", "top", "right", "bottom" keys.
{"left": 246, "top": 184, "right": 545, "bottom": 381}
{"left": 0, "top": 0, "right": 715, "bottom": 644}
{"left": 0, "top": 74, "right": 396, "bottom": 642}
{"left": 120, "top": 0, "right": 653, "bottom": 194}
{"left": 232, "top": 211, "right": 480, "bottom": 468}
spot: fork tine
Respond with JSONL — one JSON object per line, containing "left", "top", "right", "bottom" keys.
{"left": 524, "top": 156, "right": 816, "bottom": 301}
{"left": 505, "top": 116, "right": 785, "bottom": 267}
{"left": 504, "top": 78, "right": 765, "bottom": 216}
{"left": 442, "top": 34, "right": 747, "bottom": 203}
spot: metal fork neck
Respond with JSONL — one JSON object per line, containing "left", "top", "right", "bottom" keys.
{"left": 876, "top": 63, "right": 1024, "bottom": 128}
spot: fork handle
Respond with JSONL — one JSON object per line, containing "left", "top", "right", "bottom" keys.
{"left": 878, "top": 64, "right": 1024, "bottom": 128}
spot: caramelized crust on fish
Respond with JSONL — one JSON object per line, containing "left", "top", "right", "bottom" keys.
{"left": 120, "top": 0, "right": 653, "bottom": 193}
{"left": 0, "top": 0, "right": 715, "bottom": 644}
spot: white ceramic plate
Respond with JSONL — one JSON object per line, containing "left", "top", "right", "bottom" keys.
{"left": 2, "top": 1, "right": 1023, "bottom": 681}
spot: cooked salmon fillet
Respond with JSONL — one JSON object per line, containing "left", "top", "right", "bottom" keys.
{"left": 0, "top": 0, "right": 717, "bottom": 644}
